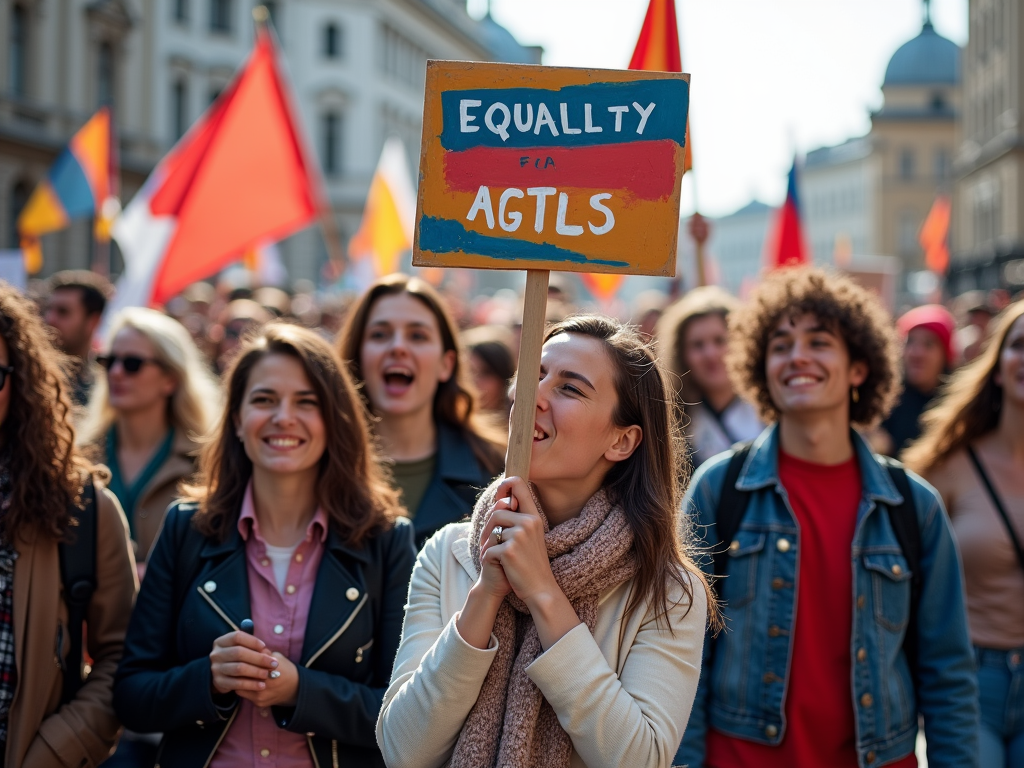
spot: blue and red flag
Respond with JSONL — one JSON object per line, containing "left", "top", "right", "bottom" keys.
{"left": 17, "top": 107, "right": 118, "bottom": 273}
{"left": 765, "top": 157, "right": 809, "bottom": 269}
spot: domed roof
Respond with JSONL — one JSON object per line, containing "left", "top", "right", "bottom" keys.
{"left": 883, "top": 22, "right": 960, "bottom": 86}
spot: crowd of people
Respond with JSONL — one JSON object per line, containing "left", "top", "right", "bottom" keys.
{"left": 0, "top": 263, "right": 1020, "bottom": 768}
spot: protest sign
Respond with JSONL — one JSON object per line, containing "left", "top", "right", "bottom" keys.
{"left": 413, "top": 61, "right": 690, "bottom": 477}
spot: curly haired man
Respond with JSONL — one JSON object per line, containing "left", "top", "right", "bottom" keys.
{"left": 676, "top": 268, "right": 978, "bottom": 768}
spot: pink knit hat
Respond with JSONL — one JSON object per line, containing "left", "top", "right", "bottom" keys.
{"left": 897, "top": 304, "right": 956, "bottom": 365}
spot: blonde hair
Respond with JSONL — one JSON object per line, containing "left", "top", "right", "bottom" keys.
{"left": 78, "top": 307, "right": 221, "bottom": 446}
{"left": 903, "top": 300, "right": 1024, "bottom": 474}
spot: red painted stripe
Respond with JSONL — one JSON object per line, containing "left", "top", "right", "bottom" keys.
{"left": 442, "top": 140, "right": 677, "bottom": 200}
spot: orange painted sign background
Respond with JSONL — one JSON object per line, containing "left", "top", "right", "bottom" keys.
{"left": 413, "top": 61, "right": 690, "bottom": 276}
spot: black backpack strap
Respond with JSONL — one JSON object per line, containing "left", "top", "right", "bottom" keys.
{"left": 58, "top": 477, "right": 97, "bottom": 705}
{"left": 879, "top": 458, "right": 922, "bottom": 683}
{"left": 711, "top": 442, "right": 754, "bottom": 598}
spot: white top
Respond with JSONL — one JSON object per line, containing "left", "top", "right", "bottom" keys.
{"left": 263, "top": 541, "right": 299, "bottom": 594}
{"left": 686, "top": 398, "right": 764, "bottom": 468}
{"left": 376, "top": 521, "right": 708, "bottom": 768}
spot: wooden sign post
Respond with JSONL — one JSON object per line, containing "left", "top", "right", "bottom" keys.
{"left": 414, "top": 61, "right": 690, "bottom": 479}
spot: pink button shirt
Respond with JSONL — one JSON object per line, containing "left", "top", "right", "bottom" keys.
{"left": 210, "top": 484, "right": 328, "bottom": 768}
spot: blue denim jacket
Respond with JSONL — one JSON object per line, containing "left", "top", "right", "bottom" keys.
{"left": 677, "top": 425, "right": 979, "bottom": 768}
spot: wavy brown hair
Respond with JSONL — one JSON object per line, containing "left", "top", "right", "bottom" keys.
{"left": 338, "top": 273, "right": 505, "bottom": 475}
{"left": 188, "top": 323, "right": 402, "bottom": 545}
{"left": 727, "top": 267, "right": 900, "bottom": 427}
{"left": 0, "top": 283, "right": 95, "bottom": 540}
{"left": 903, "top": 301, "right": 1024, "bottom": 474}
{"left": 545, "top": 315, "right": 721, "bottom": 631}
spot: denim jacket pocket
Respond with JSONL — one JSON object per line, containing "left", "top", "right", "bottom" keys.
{"left": 722, "top": 530, "right": 767, "bottom": 610}
{"left": 863, "top": 553, "right": 913, "bottom": 633}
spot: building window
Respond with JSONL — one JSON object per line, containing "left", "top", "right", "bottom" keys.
{"left": 899, "top": 149, "right": 914, "bottom": 181}
{"left": 172, "top": 77, "right": 189, "bottom": 141}
{"left": 97, "top": 42, "right": 115, "bottom": 107}
{"left": 324, "top": 22, "right": 341, "bottom": 59}
{"left": 10, "top": 4, "right": 28, "bottom": 98}
{"left": 173, "top": 0, "right": 189, "bottom": 23}
{"left": 931, "top": 92, "right": 946, "bottom": 112}
{"left": 380, "top": 23, "right": 428, "bottom": 89}
{"left": 322, "top": 112, "right": 342, "bottom": 176}
{"left": 934, "top": 149, "right": 950, "bottom": 181}
{"left": 8, "top": 181, "right": 30, "bottom": 249}
{"left": 210, "top": 0, "right": 233, "bottom": 34}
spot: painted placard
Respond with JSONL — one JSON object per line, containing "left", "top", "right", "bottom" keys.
{"left": 413, "top": 61, "right": 689, "bottom": 276}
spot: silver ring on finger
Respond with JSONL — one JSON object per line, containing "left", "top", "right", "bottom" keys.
{"left": 493, "top": 525, "right": 504, "bottom": 544}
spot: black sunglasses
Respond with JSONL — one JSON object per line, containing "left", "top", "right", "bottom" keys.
{"left": 95, "top": 355, "right": 161, "bottom": 374}
{"left": 0, "top": 364, "right": 12, "bottom": 391}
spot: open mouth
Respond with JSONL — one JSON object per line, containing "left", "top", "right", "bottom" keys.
{"left": 264, "top": 436, "right": 304, "bottom": 450}
{"left": 533, "top": 424, "right": 550, "bottom": 442}
{"left": 784, "top": 374, "right": 820, "bottom": 387}
{"left": 383, "top": 366, "right": 415, "bottom": 395}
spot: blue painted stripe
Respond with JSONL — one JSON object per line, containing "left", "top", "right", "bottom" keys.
{"left": 440, "top": 79, "right": 688, "bottom": 151}
{"left": 418, "top": 216, "right": 630, "bottom": 268}
{"left": 47, "top": 149, "right": 96, "bottom": 217}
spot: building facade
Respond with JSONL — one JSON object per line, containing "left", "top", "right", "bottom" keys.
{"left": 952, "top": 0, "right": 1024, "bottom": 294}
{"left": 0, "top": 0, "right": 539, "bottom": 284}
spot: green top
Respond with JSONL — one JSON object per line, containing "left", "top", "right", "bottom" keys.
{"left": 106, "top": 427, "right": 175, "bottom": 538}
{"left": 390, "top": 454, "right": 437, "bottom": 520}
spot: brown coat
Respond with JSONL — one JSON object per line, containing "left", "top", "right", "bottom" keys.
{"left": 7, "top": 478, "right": 138, "bottom": 767}
{"left": 91, "top": 429, "right": 200, "bottom": 562}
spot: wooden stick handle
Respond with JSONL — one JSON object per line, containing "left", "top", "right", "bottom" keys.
{"left": 505, "top": 269, "right": 549, "bottom": 480}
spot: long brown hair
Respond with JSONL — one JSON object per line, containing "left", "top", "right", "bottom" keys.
{"left": 188, "top": 323, "right": 402, "bottom": 545}
{"left": 903, "top": 301, "right": 1024, "bottom": 474}
{"left": 338, "top": 274, "right": 504, "bottom": 475}
{"left": 545, "top": 315, "right": 720, "bottom": 630}
{"left": 0, "top": 283, "right": 92, "bottom": 540}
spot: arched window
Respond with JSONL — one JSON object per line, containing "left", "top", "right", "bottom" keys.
{"left": 8, "top": 181, "right": 31, "bottom": 249}
{"left": 322, "top": 112, "right": 342, "bottom": 176}
{"left": 324, "top": 22, "right": 342, "bottom": 59}
{"left": 172, "top": 77, "right": 189, "bottom": 140}
{"left": 97, "top": 41, "right": 115, "bottom": 107}
{"left": 9, "top": 4, "right": 28, "bottom": 97}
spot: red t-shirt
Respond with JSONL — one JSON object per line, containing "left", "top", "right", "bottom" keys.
{"left": 707, "top": 450, "right": 917, "bottom": 768}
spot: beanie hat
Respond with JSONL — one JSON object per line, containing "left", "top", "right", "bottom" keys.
{"left": 897, "top": 304, "right": 956, "bottom": 366}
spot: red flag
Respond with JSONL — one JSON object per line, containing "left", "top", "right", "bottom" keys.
{"left": 765, "top": 158, "right": 809, "bottom": 269}
{"left": 113, "top": 25, "right": 325, "bottom": 306}
{"left": 920, "top": 195, "right": 951, "bottom": 274}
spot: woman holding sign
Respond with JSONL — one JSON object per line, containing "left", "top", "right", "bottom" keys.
{"left": 377, "top": 315, "right": 715, "bottom": 768}
{"left": 339, "top": 274, "right": 505, "bottom": 547}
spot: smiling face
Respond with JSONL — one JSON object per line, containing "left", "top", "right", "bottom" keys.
{"left": 105, "top": 328, "right": 177, "bottom": 415}
{"left": 526, "top": 333, "right": 639, "bottom": 490}
{"left": 996, "top": 316, "right": 1024, "bottom": 408}
{"left": 765, "top": 313, "right": 868, "bottom": 421}
{"left": 235, "top": 353, "right": 327, "bottom": 479}
{"left": 359, "top": 292, "right": 456, "bottom": 418}
{"left": 682, "top": 313, "right": 732, "bottom": 396}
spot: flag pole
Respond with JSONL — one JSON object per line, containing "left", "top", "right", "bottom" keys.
{"left": 253, "top": 5, "right": 346, "bottom": 273}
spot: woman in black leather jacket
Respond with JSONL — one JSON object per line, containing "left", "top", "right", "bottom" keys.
{"left": 113, "top": 323, "right": 415, "bottom": 768}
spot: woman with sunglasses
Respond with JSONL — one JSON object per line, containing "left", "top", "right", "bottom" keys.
{"left": 378, "top": 316, "right": 715, "bottom": 768}
{"left": 0, "top": 283, "right": 136, "bottom": 767}
{"left": 114, "top": 323, "right": 415, "bottom": 768}
{"left": 79, "top": 308, "right": 219, "bottom": 568}
{"left": 338, "top": 275, "right": 505, "bottom": 548}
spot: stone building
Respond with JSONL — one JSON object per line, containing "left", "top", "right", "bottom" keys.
{"left": 951, "top": 0, "right": 1024, "bottom": 294}
{"left": 0, "top": 0, "right": 539, "bottom": 283}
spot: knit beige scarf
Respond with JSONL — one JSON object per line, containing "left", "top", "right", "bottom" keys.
{"left": 450, "top": 479, "right": 637, "bottom": 768}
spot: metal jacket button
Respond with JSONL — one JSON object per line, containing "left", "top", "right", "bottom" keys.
{"left": 765, "top": 724, "right": 779, "bottom": 738}
{"left": 891, "top": 564, "right": 903, "bottom": 576}
{"left": 203, "top": 580, "right": 217, "bottom": 593}
{"left": 857, "top": 648, "right": 867, "bottom": 662}
{"left": 729, "top": 540, "right": 740, "bottom": 552}
{"left": 346, "top": 587, "right": 360, "bottom": 601}
{"left": 860, "top": 693, "right": 874, "bottom": 707}
{"left": 776, "top": 538, "right": 791, "bottom": 553}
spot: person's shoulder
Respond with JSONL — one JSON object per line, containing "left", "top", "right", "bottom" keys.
{"left": 419, "top": 519, "right": 474, "bottom": 563}
{"left": 161, "top": 498, "right": 202, "bottom": 538}
{"left": 689, "top": 447, "right": 737, "bottom": 493}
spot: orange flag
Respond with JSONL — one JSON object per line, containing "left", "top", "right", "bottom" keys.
{"left": 919, "top": 195, "right": 951, "bottom": 275}
{"left": 112, "top": 25, "right": 326, "bottom": 307}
